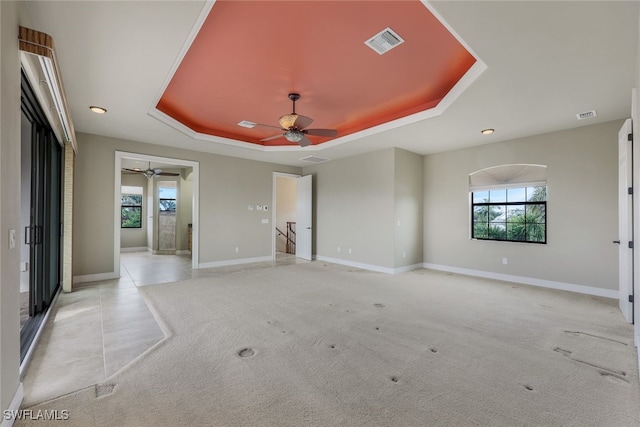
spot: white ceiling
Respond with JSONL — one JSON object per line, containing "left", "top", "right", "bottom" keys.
{"left": 25, "top": 1, "right": 640, "bottom": 167}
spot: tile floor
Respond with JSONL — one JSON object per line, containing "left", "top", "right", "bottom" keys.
{"left": 20, "top": 251, "right": 301, "bottom": 405}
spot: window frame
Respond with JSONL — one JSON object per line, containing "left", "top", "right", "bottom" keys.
{"left": 471, "top": 186, "right": 547, "bottom": 244}
{"left": 121, "top": 192, "right": 143, "bottom": 229}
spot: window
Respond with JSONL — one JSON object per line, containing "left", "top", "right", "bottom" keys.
{"left": 158, "top": 182, "right": 177, "bottom": 212}
{"left": 472, "top": 186, "right": 547, "bottom": 243}
{"left": 121, "top": 186, "right": 143, "bottom": 228}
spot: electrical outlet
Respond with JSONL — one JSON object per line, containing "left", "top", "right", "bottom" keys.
{"left": 261, "top": 218, "right": 269, "bottom": 224}
{"left": 348, "top": 248, "right": 352, "bottom": 254}
{"left": 502, "top": 258, "right": 508, "bottom": 265}
{"left": 337, "top": 246, "right": 341, "bottom": 252}
{"left": 235, "top": 247, "right": 239, "bottom": 253}
{"left": 403, "top": 251, "right": 406, "bottom": 258}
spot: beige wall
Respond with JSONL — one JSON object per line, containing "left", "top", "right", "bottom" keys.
{"left": 394, "top": 149, "right": 423, "bottom": 268}
{"left": 120, "top": 173, "right": 147, "bottom": 249}
{"left": 304, "top": 148, "right": 422, "bottom": 271}
{"left": 424, "top": 120, "right": 622, "bottom": 291}
{"left": 74, "top": 132, "right": 300, "bottom": 276}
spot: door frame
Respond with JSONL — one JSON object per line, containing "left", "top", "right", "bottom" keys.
{"left": 296, "top": 174, "right": 313, "bottom": 261}
{"left": 618, "top": 118, "right": 634, "bottom": 323}
{"left": 272, "top": 172, "right": 302, "bottom": 259}
{"left": 633, "top": 88, "right": 640, "bottom": 350}
{"left": 114, "top": 151, "right": 200, "bottom": 275}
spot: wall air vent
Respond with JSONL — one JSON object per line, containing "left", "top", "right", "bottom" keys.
{"left": 365, "top": 27, "right": 404, "bottom": 55}
{"left": 300, "top": 156, "right": 330, "bottom": 164}
{"left": 576, "top": 110, "right": 597, "bottom": 120}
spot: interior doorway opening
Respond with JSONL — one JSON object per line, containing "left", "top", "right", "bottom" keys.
{"left": 272, "top": 172, "right": 313, "bottom": 261}
{"left": 114, "top": 152, "right": 200, "bottom": 278}
{"left": 274, "top": 175, "right": 298, "bottom": 257}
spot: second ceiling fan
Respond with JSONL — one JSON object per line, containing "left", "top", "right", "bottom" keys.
{"left": 256, "top": 93, "right": 338, "bottom": 147}
{"left": 122, "top": 162, "right": 180, "bottom": 179}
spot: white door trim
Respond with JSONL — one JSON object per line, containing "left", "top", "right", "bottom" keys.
{"left": 296, "top": 175, "right": 313, "bottom": 261}
{"left": 618, "top": 118, "right": 634, "bottom": 323}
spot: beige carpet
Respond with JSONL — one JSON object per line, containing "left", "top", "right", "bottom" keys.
{"left": 16, "top": 262, "right": 640, "bottom": 426}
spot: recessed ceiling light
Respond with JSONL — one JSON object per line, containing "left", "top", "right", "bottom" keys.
{"left": 89, "top": 105, "right": 107, "bottom": 114}
{"left": 481, "top": 128, "right": 494, "bottom": 135}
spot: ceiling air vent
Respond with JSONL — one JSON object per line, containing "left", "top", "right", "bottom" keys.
{"left": 300, "top": 156, "right": 330, "bottom": 164}
{"left": 237, "top": 120, "right": 256, "bottom": 128}
{"left": 576, "top": 110, "right": 597, "bottom": 120}
{"left": 365, "top": 27, "right": 404, "bottom": 55}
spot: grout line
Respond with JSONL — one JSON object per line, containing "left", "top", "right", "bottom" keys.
{"left": 98, "top": 284, "right": 108, "bottom": 380}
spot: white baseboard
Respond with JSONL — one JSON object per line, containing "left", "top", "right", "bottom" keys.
{"left": 423, "top": 263, "right": 618, "bottom": 299}
{"left": 637, "top": 349, "right": 640, "bottom": 383}
{"left": 0, "top": 383, "right": 23, "bottom": 427}
{"left": 120, "top": 247, "right": 150, "bottom": 253}
{"left": 394, "top": 263, "right": 425, "bottom": 274}
{"left": 176, "top": 250, "right": 191, "bottom": 255}
{"left": 199, "top": 256, "right": 272, "bottom": 269}
{"left": 73, "top": 271, "right": 118, "bottom": 284}
{"left": 316, "top": 256, "right": 422, "bottom": 275}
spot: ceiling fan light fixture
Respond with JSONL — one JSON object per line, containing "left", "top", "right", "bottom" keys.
{"left": 481, "top": 128, "right": 495, "bottom": 135}
{"left": 279, "top": 114, "right": 299, "bottom": 129}
{"left": 284, "top": 130, "right": 303, "bottom": 143}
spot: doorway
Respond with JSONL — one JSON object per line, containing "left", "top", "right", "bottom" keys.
{"left": 272, "top": 173, "right": 313, "bottom": 261}
{"left": 114, "top": 152, "right": 200, "bottom": 277}
{"left": 20, "top": 69, "right": 63, "bottom": 362}
{"left": 158, "top": 181, "right": 178, "bottom": 252}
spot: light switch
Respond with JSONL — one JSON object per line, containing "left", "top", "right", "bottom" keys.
{"left": 8, "top": 229, "right": 16, "bottom": 249}
{"left": 257, "top": 205, "right": 263, "bottom": 211}
{"left": 248, "top": 205, "right": 254, "bottom": 211}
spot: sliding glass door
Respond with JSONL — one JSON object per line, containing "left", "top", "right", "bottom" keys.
{"left": 20, "top": 69, "right": 63, "bottom": 361}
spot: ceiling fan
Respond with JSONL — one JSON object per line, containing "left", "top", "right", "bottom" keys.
{"left": 254, "top": 93, "right": 338, "bottom": 147}
{"left": 122, "top": 162, "right": 180, "bottom": 179}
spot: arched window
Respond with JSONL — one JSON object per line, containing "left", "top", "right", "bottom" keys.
{"left": 469, "top": 164, "right": 547, "bottom": 243}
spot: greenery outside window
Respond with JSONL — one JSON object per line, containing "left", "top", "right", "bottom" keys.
{"left": 121, "top": 186, "right": 143, "bottom": 228}
{"left": 472, "top": 186, "right": 546, "bottom": 243}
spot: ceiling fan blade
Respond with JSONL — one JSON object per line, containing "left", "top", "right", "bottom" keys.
{"left": 260, "top": 134, "right": 284, "bottom": 142}
{"left": 157, "top": 172, "right": 180, "bottom": 176}
{"left": 304, "top": 128, "right": 338, "bottom": 137}
{"left": 293, "top": 115, "right": 313, "bottom": 129}
{"left": 122, "top": 168, "right": 143, "bottom": 174}
{"left": 298, "top": 135, "right": 312, "bottom": 147}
